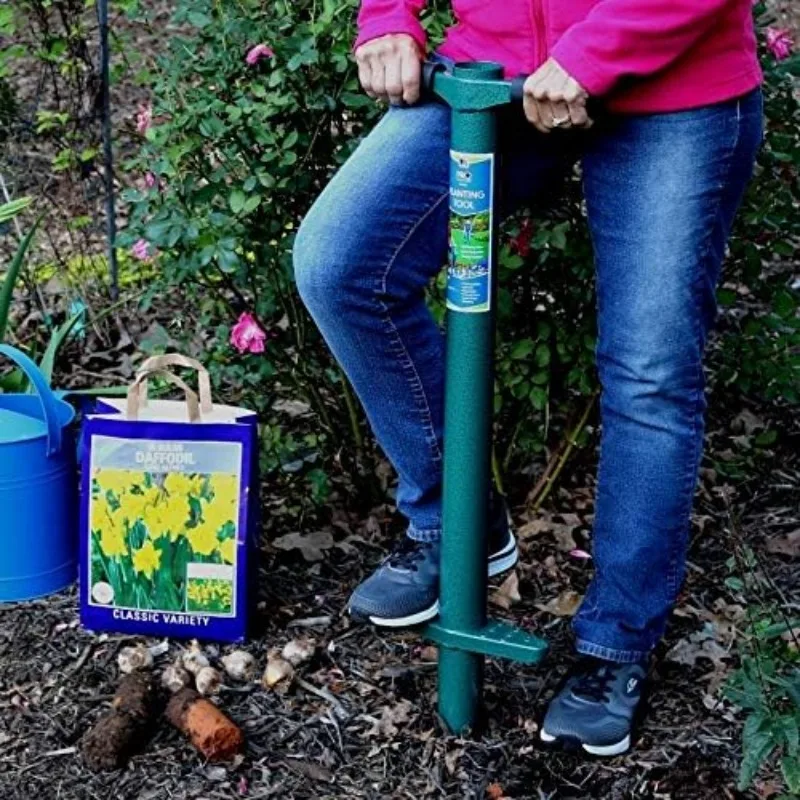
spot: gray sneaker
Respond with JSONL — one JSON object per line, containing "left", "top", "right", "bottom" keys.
{"left": 349, "top": 502, "right": 518, "bottom": 627}
{"left": 540, "top": 656, "right": 648, "bottom": 757}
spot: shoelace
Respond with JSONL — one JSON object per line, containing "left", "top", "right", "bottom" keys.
{"left": 386, "top": 538, "right": 432, "bottom": 572}
{"left": 571, "top": 659, "right": 620, "bottom": 703}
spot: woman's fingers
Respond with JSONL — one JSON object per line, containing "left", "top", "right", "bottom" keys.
{"left": 357, "top": 58, "right": 375, "bottom": 98}
{"left": 384, "top": 56, "right": 403, "bottom": 105}
{"left": 522, "top": 58, "right": 592, "bottom": 132}
{"left": 369, "top": 55, "right": 387, "bottom": 100}
{"left": 401, "top": 52, "right": 422, "bottom": 104}
{"left": 355, "top": 34, "right": 422, "bottom": 104}
{"left": 523, "top": 93, "right": 549, "bottom": 134}
{"left": 550, "top": 99, "right": 572, "bottom": 128}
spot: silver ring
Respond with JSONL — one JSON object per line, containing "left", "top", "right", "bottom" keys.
{"left": 552, "top": 115, "right": 571, "bottom": 128}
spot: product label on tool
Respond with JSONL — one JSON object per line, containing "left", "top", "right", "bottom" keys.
{"left": 447, "top": 150, "right": 494, "bottom": 313}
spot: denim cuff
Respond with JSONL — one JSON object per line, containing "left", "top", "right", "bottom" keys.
{"left": 407, "top": 524, "right": 441, "bottom": 543}
{"left": 575, "top": 638, "right": 651, "bottom": 665}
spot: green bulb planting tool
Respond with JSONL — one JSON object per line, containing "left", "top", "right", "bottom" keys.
{"left": 421, "top": 61, "right": 548, "bottom": 735}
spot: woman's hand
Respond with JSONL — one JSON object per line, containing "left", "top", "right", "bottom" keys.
{"left": 355, "top": 34, "right": 423, "bottom": 106}
{"left": 522, "top": 58, "right": 593, "bottom": 133}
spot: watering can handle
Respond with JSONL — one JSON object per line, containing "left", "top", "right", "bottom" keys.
{"left": 135, "top": 353, "right": 213, "bottom": 415}
{"left": 126, "top": 368, "right": 202, "bottom": 423}
{"left": 0, "top": 343, "right": 63, "bottom": 456}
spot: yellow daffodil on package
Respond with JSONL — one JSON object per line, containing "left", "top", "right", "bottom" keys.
{"left": 88, "top": 461, "right": 241, "bottom": 616}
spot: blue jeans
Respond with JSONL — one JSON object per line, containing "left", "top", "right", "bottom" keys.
{"left": 294, "top": 91, "right": 763, "bottom": 662}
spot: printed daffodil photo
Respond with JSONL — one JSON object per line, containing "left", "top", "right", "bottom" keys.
{"left": 88, "top": 469, "right": 239, "bottom": 615}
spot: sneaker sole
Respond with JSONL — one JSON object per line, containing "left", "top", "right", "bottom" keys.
{"left": 355, "top": 536, "right": 519, "bottom": 628}
{"left": 488, "top": 538, "right": 518, "bottom": 577}
{"left": 366, "top": 600, "right": 440, "bottom": 627}
{"left": 539, "top": 728, "right": 631, "bottom": 757}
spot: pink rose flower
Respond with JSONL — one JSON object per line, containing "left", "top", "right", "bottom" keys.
{"left": 230, "top": 312, "right": 267, "bottom": 354}
{"left": 245, "top": 43, "right": 274, "bottom": 66}
{"left": 131, "top": 238, "right": 154, "bottom": 262}
{"left": 136, "top": 103, "right": 152, "bottom": 135}
{"left": 766, "top": 27, "right": 793, "bottom": 61}
{"left": 144, "top": 172, "right": 157, "bottom": 189}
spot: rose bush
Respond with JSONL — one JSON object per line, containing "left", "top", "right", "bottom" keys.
{"left": 121, "top": 0, "right": 798, "bottom": 505}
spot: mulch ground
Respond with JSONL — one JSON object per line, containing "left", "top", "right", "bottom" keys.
{"left": 0, "top": 388, "right": 796, "bottom": 800}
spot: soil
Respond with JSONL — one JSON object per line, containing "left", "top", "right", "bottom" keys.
{"left": 0, "top": 387, "right": 796, "bottom": 799}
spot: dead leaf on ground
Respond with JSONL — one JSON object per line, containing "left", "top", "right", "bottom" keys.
{"left": 444, "top": 747, "right": 463, "bottom": 775}
{"left": 369, "top": 699, "right": 414, "bottom": 738}
{"left": 550, "top": 524, "right": 579, "bottom": 552}
{"left": 517, "top": 519, "right": 550, "bottom": 539}
{"left": 781, "top": 628, "right": 800, "bottom": 651}
{"left": 273, "top": 530, "right": 334, "bottom": 562}
{"left": 283, "top": 759, "right": 333, "bottom": 783}
{"left": 417, "top": 645, "right": 438, "bottom": 662}
{"left": 490, "top": 571, "right": 521, "bottom": 610}
{"left": 732, "top": 408, "right": 765, "bottom": 435}
{"left": 516, "top": 517, "right": 578, "bottom": 551}
{"left": 535, "top": 590, "right": 582, "bottom": 617}
{"left": 272, "top": 399, "right": 312, "bottom": 417}
{"left": 764, "top": 529, "right": 800, "bottom": 558}
{"left": 666, "top": 628, "right": 731, "bottom": 669}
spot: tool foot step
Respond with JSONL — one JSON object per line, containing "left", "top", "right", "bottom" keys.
{"left": 424, "top": 619, "right": 548, "bottom": 664}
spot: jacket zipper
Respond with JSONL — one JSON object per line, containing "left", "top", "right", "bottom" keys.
{"left": 530, "top": 0, "right": 548, "bottom": 67}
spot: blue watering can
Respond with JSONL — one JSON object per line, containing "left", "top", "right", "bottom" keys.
{"left": 0, "top": 344, "right": 78, "bottom": 601}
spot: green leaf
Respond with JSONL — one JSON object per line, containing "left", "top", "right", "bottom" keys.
{"left": 0, "top": 196, "right": 32, "bottom": 224}
{"left": 535, "top": 344, "right": 551, "bottom": 368}
{"left": 0, "top": 214, "right": 43, "bottom": 342}
{"left": 738, "top": 729, "right": 777, "bottom": 790}
{"left": 755, "top": 429, "right": 778, "bottom": 447}
{"left": 243, "top": 195, "right": 262, "bottom": 213}
{"left": 510, "top": 339, "right": 534, "bottom": 360}
{"left": 529, "top": 386, "right": 548, "bottom": 411}
{"left": 144, "top": 219, "right": 172, "bottom": 244}
{"left": 782, "top": 755, "right": 800, "bottom": 793}
{"left": 773, "top": 289, "right": 797, "bottom": 319}
{"left": 188, "top": 11, "right": 212, "bottom": 27}
{"left": 229, "top": 189, "right": 246, "bottom": 214}
{"left": 783, "top": 715, "right": 799, "bottom": 757}
{"left": 217, "top": 248, "right": 239, "bottom": 272}
{"left": 35, "top": 308, "right": 87, "bottom": 385}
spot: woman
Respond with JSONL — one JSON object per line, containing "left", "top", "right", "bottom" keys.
{"left": 293, "top": 0, "right": 762, "bottom": 755}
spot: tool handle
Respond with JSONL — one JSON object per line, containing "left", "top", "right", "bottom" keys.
{"left": 422, "top": 60, "right": 446, "bottom": 95}
{"left": 509, "top": 76, "right": 527, "bottom": 103}
{"left": 422, "top": 62, "right": 601, "bottom": 118}
{"left": 0, "top": 343, "right": 64, "bottom": 456}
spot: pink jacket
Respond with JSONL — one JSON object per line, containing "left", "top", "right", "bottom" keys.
{"left": 355, "top": 0, "right": 762, "bottom": 113}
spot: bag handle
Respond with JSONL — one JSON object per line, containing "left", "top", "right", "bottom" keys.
{"left": 126, "top": 368, "right": 201, "bottom": 423}
{"left": 135, "top": 354, "right": 213, "bottom": 415}
{"left": 0, "top": 343, "right": 63, "bottom": 456}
